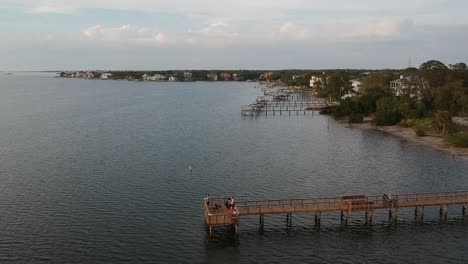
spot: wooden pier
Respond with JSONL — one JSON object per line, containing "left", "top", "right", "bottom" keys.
{"left": 204, "top": 191, "right": 468, "bottom": 237}
{"left": 241, "top": 99, "right": 328, "bottom": 116}
{"left": 242, "top": 84, "right": 328, "bottom": 116}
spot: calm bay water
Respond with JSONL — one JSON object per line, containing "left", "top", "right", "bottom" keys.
{"left": 0, "top": 73, "right": 468, "bottom": 263}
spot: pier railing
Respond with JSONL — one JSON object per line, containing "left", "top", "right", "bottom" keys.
{"left": 233, "top": 191, "right": 468, "bottom": 215}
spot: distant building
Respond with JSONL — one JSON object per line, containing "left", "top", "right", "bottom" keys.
{"left": 232, "top": 73, "right": 240, "bottom": 81}
{"left": 220, "top": 72, "right": 231, "bottom": 80}
{"left": 101, "top": 73, "right": 112, "bottom": 80}
{"left": 207, "top": 72, "right": 218, "bottom": 81}
{"left": 309, "top": 76, "right": 323, "bottom": 88}
{"left": 168, "top": 76, "right": 178, "bottom": 81}
{"left": 75, "top": 71, "right": 86, "bottom": 78}
{"left": 261, "top": 72, "right": 273, "bottom": 80}
{"left": 341, "top": 79, "right": 362, "bottom": 99}
{"left": 351, "top": 79, "right": 362, "bottom": 93}
{"left": 143, "top": 73, "right": 167, "bottom": 81}
{"left": 85, "top": 72, "right": 95, "bottom": 79}
{"left": 184, "top": 72, "right": 192, "bottom": 81}
{"left": 390, "top": 75, "right": 429, "bottom": 99}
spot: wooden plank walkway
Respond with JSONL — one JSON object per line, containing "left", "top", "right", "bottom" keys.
{"left": 204, "top": 191, "right": 468, "bottom": 237}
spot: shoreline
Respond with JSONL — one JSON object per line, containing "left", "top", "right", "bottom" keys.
{"left": 347, "top": 121, "right": 468, "bottom": 158}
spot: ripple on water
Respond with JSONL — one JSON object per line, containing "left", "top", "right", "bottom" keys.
{"left": 0, "top": 78, "right": 467, "bottom": 263}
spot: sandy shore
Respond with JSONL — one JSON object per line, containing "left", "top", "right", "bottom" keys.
{"left": 348, "top": 122, "right": 468, "bottom": 157}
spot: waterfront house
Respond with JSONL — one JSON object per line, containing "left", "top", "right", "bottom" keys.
{"left": 220, "top": 72, "right": 231, "bottom": 80}
{"left": 390, "top": 75, "right": 429, "bottom": 99}
{"left": 85, "top": 72, "right": 95, "bottom": 79}
{"left": 184, "top": 72, "right": 193, "bottom": 81}
{"left": 75, "top": 71, "right": 86, "bottom": 78}
{"left": 261, "top": 72, "right": 273, "bottom": 80}
{"left": 207, "top": 73, "right": 218, "bottom": 81}
{"left": 101, "top": 73, "right": 112, "bottom": 80}
{"left": 309, "top": 76, "right": 324, "bottom": 88}
{"left": 169, "top": 76, "right": 178, "bottom": 81}
{"left": 341, "top": 79, "right": 362, "bottom": 99}
{"left": 143, "top": 73, "right": 167, "bottom": 81}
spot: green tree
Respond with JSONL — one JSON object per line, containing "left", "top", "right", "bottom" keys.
{"left": 420, "top": 60, "right": 448, "bottom": 70}
{"left": 373, "top": 97, "right": 402, "bottom": 126}
{"left": 432, "top": 110, "right": 454, "bottom": 136}
{"left": 434, "top": 80, "right": 466, "bottom": 115}
{"left": 449, "top": 62, "right": 467, "bottom": 71}
{"left": 323, "top": 73, "right": 352, "bottom": 102}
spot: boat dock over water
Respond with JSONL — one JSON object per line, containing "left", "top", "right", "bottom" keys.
{"left": 203, "top": 191, "right": 468, "bottom": 237}
{"left": 241, "top": 95, "right": 328, "bottom": 116}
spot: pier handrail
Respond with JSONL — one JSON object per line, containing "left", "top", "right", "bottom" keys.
{"left": 227, "top": 191, "right": 468, "bottom": 213}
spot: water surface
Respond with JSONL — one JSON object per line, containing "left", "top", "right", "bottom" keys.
{"left": 0, "top": 74, "right": 467, "bottom": 263}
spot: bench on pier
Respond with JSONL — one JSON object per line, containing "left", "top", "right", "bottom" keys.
{"left": 342, "top": 195, "right": 367, "bottom": 200}
{"left": 341, "top": 195, "right": 375, "bottom": 211}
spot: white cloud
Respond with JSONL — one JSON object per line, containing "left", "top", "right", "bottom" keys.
{"left": 186, "top": 22, "right": 240, "bottom": 45}
{"left": 82, "top": 24, "right": 167, "bottom": 46}
{"left": 278, "top": 22, "right": 307, "bottom": 39}
{"left": 29, "top": 6, "right": 77, "bottom": 14}
{"left": 273, "top": 18, "right": 412, "bottom": 43}
{"left": 345, "top": 19, "right": 413, "bottom": 39}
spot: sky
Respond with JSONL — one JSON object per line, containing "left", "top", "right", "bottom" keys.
{"left": 1, "top": 0, "right": 468, "bottom": 70}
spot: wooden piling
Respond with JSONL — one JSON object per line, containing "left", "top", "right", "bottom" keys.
{"left": 389, "top": 208, "right": 398, "bottom": 223}
{"left": 440, "top": 205, "right": 448, "bottom": 222}
{"left": 415, "top": 206, "right": 425, "bottom": 222}
{"left": 341, "top": 211, "right": 349, "bottom": 225}
{"left": 315, "top": 211, "right": 321, "bottom": 226}
{"left": 365, "top": 210, "right": 373, "bottom": 224}
{"left": 259, "top": 214, "right": 264, "bottom": 232}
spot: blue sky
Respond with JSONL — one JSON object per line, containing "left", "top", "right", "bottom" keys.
{"left": 1, "top": 0, "right": 468, "bottom": 70}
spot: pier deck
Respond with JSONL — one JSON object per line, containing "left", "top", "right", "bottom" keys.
{"left": 204, "top": 191, "right": 468, "bottom": 236}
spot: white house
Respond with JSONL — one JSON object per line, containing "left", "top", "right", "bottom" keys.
{"left": 207, "top": 73, "right": 218, "bottom": 81}
{"left": 351, "top": 79, "right": 362, "bottom": 93}
{"left": 390, "top": 75, "right": 429, "bottom": 99}
{"left": 341, "top": 79, "right": 362, "bottom": 99}
{"left": 310, "top": 76, "right": 323, "bottom": 88}
{"left": 143, "top": 73, "right": 167, "bottom": 81}
{"left": 100, "top": 73, "right": 112, "bottom": 79}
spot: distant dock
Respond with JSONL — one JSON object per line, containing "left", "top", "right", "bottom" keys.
{"left": 241, "top": 92, "right": 329, "bottom": 116}
{"left": 204, "top": 191, "right": 468, "bottom": 237}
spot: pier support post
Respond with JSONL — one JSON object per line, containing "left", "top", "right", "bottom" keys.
{"left": 415, "top": 206, "right": 425, "bottom": 222}
{"left": 259, "top": 214, "right": 264, "bottom": 233}
{"left": 234, "top": 224, "right": 239, "bottom": 237}
{"left": 286, "top": 213, "right": 292, "bottom": 228}
{"left": 463, "top": 205, "right": 467, "bottom": 217}
{"left": 389, "top": 208, "right": 398, "bottom": 223}
{"left": 341, "top": 211, "right": 349, "bottom": 225}
{"left": 315, "top": 211, "right": 321, "bottom": 226}
{"left": 365, "top": 210, "right": 373, "bottom": 225}
{"left": 440, "top": 205, "right": 448, "bottom": 222}
{"left": 208, "top": 225, "right": 212, "bottom": 238}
